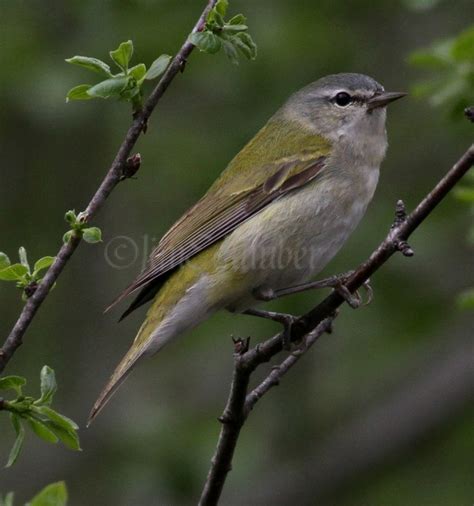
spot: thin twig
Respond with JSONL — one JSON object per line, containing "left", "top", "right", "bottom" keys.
{"left": 0, "top": 0, "right": 217, "bottom": 374}
{"left": 199, "top": 142, "right": 474, "bottom": 505}
{"left": 244, "top": 316, "right": 334, "bottom": 415}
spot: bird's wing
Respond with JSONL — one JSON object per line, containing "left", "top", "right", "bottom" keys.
{"left": 106, "top": 152, "right": 327, "bottom": 317}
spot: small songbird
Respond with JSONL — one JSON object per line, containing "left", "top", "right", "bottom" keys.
{"left": 89, "top": 73, "right": 405, "bottom": 423}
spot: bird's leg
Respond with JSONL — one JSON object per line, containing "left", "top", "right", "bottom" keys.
{"left": 241, "top": 308, "right": 299, "bottom": 351}
{"left": 253, "top": 271, "right": 373, "bottom": 309}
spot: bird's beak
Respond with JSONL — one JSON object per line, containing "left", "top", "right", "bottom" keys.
{"left": 367, "top": 91, "right": 407, "bottom": 110}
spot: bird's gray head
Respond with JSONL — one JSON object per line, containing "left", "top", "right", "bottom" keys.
{"left": 284, "top": 73, "right": 406, "bottom": 154}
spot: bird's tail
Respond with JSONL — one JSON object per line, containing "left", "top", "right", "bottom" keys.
{"left": 87, "top": 343, "right": 146, "bottom": 426}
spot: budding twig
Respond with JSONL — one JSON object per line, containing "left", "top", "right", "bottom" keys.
{"left": 0, "top": 0, "right": 218, "bottom": 374}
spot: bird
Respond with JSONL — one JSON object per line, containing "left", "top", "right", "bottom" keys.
{"left": 88, "top": 73, "right": 405, "bottom": 424}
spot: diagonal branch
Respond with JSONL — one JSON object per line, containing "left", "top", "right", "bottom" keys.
{"left": 0, "top": 0, "right": 217, "bottom": 374}
{"left": 199, "top": 142, "right": 474, "bottom": 506}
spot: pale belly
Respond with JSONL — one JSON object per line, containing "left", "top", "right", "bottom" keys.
{"left": 217, "top": 168, "right": 379, "bottom": 310}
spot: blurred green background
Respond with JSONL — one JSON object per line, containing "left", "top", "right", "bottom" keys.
{"left": 0, "top": 0, "right": 473, "bottom": 504}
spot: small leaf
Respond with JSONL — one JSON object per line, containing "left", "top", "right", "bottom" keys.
{"left": 37, "top": 366, "right": 57, "bottom": 406}
{"left": 6, "top": 414, "right": 25, "bottom": 467}
{"left": 0, "top": 375, "right": 26, "bottom": 396}
{"left": 145, "top": 54, "right": 171, "bottom": 80}
{"left": 87, "top": 77, "right": 128, "bottom": 99}
{"left": 34, "top": 406, "right": 79, "bottom": 431}
{"left": 65, "top": 56, "right": 112, "bottom": 77}
{"left": 64, "top": 210, "right": 77, "bottom": 225}
{"left": 222, "top": 39, "right": 240, "bottom": 65}
{"left": 129, "top": 63, "right": 147, "bottom": 81}
{"left": 33, "top": 257, "right": 55, "bottom": 277}
{"left": 0, "top": 264, "right": 28, "bottom": 281}
{"left": 189, "top": 31, "right": 222, "bottom": 54}
{"left": 215, "top": 0, "right": 228, "bottom": 16}
{"left": 66, "top": 84, "right": 93, "bottom": 102}
{"left": 451, "top": 26, "right": 474, "bottom": 62}
{"left": 27, "top": 418, "right": 59, "bottom": 444}
{"left": 18, "top": 247, "right": 29, "bottom": 271}
{"left": 0, "top": 252, "right": 11, "bottom": 270}
{"left": 109, "top": 40, "right": 134, "bottom": 71}
{"left": 228, "top": 14, "right": 246, "bottom": 25}
{"left": 82, "top": 227, "right": 102, "bottom": 244}
{"left": 49, "top": 423, "right": 81, "bottom": 451}
{"left": 234, "top": 32, "right": 257, "bottom": 59}
{"left": 408, "top": 50, "right": 450, "bottom": 69}
{"left": 62, "top": 231, "right": 74, "bottom": 244}
{"left": 223, "top": 24, "right": 248, "bottom": 32}
{"left": 28, "top": 481, "right": 68, "bottom": 506}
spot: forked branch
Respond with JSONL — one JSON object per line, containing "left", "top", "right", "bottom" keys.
{"left": 199, "top": 141, "right": 474, "bottom": 506}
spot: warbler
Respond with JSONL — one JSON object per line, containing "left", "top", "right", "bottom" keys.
{"left": 89, "top": 73, "right": 405, "bottom": 423}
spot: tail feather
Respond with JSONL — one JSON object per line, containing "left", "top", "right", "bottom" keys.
{"left": 87, "top": 348, "right": 145, "bottom": 426}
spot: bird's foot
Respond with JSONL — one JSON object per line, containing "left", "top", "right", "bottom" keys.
{"left": 242, "top": 308, "right": 300, "bottom": 350}
{"left": 263, "top": 271, "right": 373, "bottom": 309}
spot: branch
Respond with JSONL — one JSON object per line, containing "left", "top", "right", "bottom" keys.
{"left": 199, "top": 142, "right": 474, "bottom": 505}
{"left": 0, "top": 0, "right": 217, "bottom": 374}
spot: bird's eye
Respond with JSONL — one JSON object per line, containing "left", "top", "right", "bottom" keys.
{"left": 334, "top": 92, "right": 352, "bottom": 107}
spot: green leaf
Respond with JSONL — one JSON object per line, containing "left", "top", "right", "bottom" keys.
{"left": 18, "top": 247, "right": 29, "bottom": 271}
{"left": 145, "top": 54, "right": 171, "bottom": 80}
{"left": 82, "top": 227, "right": 102, "bottom": 244}
{"left": 454, "top": 186, "right": 474, "bottom": 203}
{"left": 33, "top": 257, "right": 55, "bottom": 277}
{"left": 215, "top": 0, "right": 228, "bottom": 16}
{"left": 129, "top": 63, "right": 147, "bottom": 81}
{"left": 232, "top": 32, "right": 257, "bottom": 60}
{"left": 0, "top": 252, "right": 11, "bottom": 270}
{"left": 66, "top": 84, "right": 93, "bottom": 102}
{"left": 0, "top": 264, "right": 28, "bottom": 281}
{"left": 0, "top": 492, "right": 14, "bottom": 506}
{"left": 408, "top": 50, "right": 450, "bottom": 69}
{"left": 189, "top": 31, "right": 222, "bottom": 54}
{"left": 64, "top": 210, "right": 77, "bottom": 225}
{"left": 109, "top": 40, "right": 134, "bottom": 71}
{"left": 28, "top": 481, "right": 68, "bottom": 506}
{"left": 49, "top": 423, "right": 81, "bottom": 451}
{"left": 228, "top": 14, "right": 247, "bottom": 25}
{"left": 222, "top": 39, "right": 240, "bottom": 65}
{"left": 6, "top": 414, "right": 24, "bottom": 467}
{"left": 37, "top": 366, "right": 57, "bottom": 406}
{"left": 27, "top": 418, "right": 59, "bottom": 444}
{"left": 223, "top": 24, "right": 248, "bottom": 32}
{"left": 34, "top": 405, "right": 79, "bottom": 431}
{"left": 65, "top": 56, "right": 112, "bottom": 77}
{"left": 62, "top": 231, "right": 74, "bottom": 244}
{"left": 451, "top": 26, "right": 474, "bottom": 62}
{"left": 0, "top": 375, "right": 26, "bottom": 396}
{"left": 87, "top": 77, "right": 128, "bottom": 99}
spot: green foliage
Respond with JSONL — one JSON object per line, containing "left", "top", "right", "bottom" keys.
{"left": 189, "top": 0, "right": 257, "bottom": 64}
{"left": 1, "top": 482, "right": 68, "bottom": 506}
{"left": 63, "top": 210, "right": 102, "bottom": 245}
{"left": 66, "top": 40, "right": 171, "bottom": 112}
{"left": 27, "top": 482, "right": 67, "bottom": 506}
{"left": 0, "top": 366, "right": 80, "bottom": 467}
{"left": 408, "top": 25, "right": 474, "bottom": 117}
{"left": 0, "top": 247, "right": 55, "bottom": 300}
{"left": 0, "top": 493, "right": 14, "bottom": 506}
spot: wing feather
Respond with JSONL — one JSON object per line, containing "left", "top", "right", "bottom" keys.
{"left": 105, "top": 155, "right": 327, "bottom": 315}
